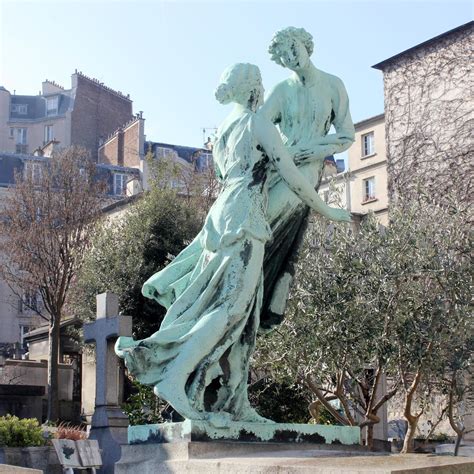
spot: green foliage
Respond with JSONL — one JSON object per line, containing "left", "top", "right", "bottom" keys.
{"left": 428, "top": 432, "right": 450, "bottom": 442}
{"left": 248, "top": 378, "right": 311, "bottom": 423}
{"left": 255, "top": 196, "right": 472, "bottom": 436}
{"left": 314, "top": 406, "right": 339, "bottom": 426}
{"left": 0, "top": 415, "right": 46, "bottom": 447}
{"left": 122, "top": 379, "right": 171, "bottom": 425}
{"left": 73, "top": 163, "right": 203, "bottom": 337}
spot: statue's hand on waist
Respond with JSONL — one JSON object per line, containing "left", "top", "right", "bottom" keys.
{"left": 291, "top": 145, "right": 330, "bottom": 166}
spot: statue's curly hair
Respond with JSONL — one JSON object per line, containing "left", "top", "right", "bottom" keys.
{"left": 268, "top": 27, "right": 314, "bottom": 67}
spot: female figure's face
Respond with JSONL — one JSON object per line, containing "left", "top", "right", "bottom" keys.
{"left": 278, "top": 38, "right": 310, "bottom": 71}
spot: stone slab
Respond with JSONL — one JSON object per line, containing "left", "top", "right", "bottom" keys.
{"left": 436, "top": 443, "right": 474, "bottom": 457}
{"left": 115, "top": 441, "right": 378, "bottom": 473}
{"left": 0, "top": 466, "right": 42, "bottom": 474}
{"left": 115, "top": 443, "right": 474, "bottom": 474}
{"left": 128, "top": 420, "right": 360, "bottom": 445}
{"left": 0, "top": 384, "right": 45, "bottom": 396}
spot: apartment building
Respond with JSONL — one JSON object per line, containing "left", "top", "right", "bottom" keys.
{"left": 373, "top": 21, "right": 472, "bottom": 204}
{"left": 319, "top": 114, "right": 388, "bottom": 225}
{"left": 0, "top": 71, "right": 133, "bottom": 160}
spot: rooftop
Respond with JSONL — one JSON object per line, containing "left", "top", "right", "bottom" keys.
{"left": 372, "top": 21, "right": 473, "bottom": 70}
{"left": 354, "top": 113, "right": 385, "bottom": 131}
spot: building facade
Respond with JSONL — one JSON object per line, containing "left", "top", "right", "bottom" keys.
{"left": 98, "top": 116, "right": 212, "bottom": 192}
{"left": 0, "top": 152, "right": 140, "bottom": 357}
{"left": 373, "top": 21, "right": 473, "bottom": 204}
{"left": 373, "top": 20, "right": 474, "bottom": 442}
{"left": 319, "top": 114, "right": 388, "bottom": 226}
{"left": 0, "top": 71, "right": 133, "bottom": 160}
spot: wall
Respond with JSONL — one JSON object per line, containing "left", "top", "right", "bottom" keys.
{"left": 0, "top": 188, "right": 43, "bottom": 348}
{"left": 0, "top": 360, "right": 73, "bottom": 401}
{"left": 382, "top": 24, "right": 472, "bottom": 203}
{"left": 0, "top": 89, "right": 11, "bottom": 152}
{"left": 348, "top": 116, "right": 388, "bottom": 225}
{"left": 319, "top": 115, "right": 389, "bottom": 226}
{"left": 98, "top": 117, "right": 143, "bottom": 168}
{"left": 70, "top": 73, "right": 133, "bottom": 160}
{"left": 6, "top": 116, "right": 69, "bottom": 155}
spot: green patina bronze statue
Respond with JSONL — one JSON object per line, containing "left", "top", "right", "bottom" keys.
{"left": 260, "top": 27, "right": 355, "bottom": 330}
{"left": 116, "top": 28, "right": 354, "bottom": 426}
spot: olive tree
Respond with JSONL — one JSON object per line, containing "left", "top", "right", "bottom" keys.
{"left": 254, "top": 196, "right": 472, "bottom": 451}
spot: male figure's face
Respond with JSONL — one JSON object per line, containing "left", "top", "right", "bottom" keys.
{"left": 276, "top": 38, "right": 310, "bottom": 71}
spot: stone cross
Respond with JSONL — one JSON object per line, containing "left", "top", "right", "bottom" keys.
{"left": 83, "top": 292, "right": 132, "bottom": 474}
{"left": 84, "top": 292, "right": 132, "bottom": 413}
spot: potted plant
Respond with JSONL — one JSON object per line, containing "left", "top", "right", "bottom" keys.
{"left": 0, "top": 414, "right": 49, "bottom": 468}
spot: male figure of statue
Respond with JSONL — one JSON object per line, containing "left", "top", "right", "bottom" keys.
{"left": 260, "top": 27, "right": 355, "bottom": 330}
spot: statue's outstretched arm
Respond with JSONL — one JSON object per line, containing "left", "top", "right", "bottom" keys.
{"left": 255, "top": 115, "right": 352, "bottom": 223}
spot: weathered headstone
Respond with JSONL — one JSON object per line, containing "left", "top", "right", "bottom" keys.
{"left": 83, "top": 292, "right": 132, "bottom": 474}
{"left": 52, "top": 439, "right": 102, "bottom": 473}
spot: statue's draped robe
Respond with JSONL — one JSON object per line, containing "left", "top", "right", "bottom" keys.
{"left": 116, "top": 113, "right": 273, "bottom": 419}
{"left": 259, "top": 70, "right": 354, "bottom": 330}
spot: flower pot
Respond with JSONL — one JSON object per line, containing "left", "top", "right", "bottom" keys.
{"left": 0, "top": 446, "right": 24, "bottom": 467}
{"left": 0, "top": 446, "right": 62, "bottom": 474}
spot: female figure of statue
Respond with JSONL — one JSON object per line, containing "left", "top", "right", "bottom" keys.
{"left": 115, "top": 63, "right": 351, "bottom": 425}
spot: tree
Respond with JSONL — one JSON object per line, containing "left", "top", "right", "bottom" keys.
{"left": 0, "top": 147, "right": 104, "bottom": 421}
{"left": 73, "top": 156, "right": 205, "bottom": 338}
{"left": 254, "top": 194, "right": 472, "bottom": 451}
{"left": 72, "top": 156, "right": 208, "bottom": 423}
{"left": 388, "top": 199, "right": 471, "bottom": 453}
{"left": 254, "top": 212, "right": 398, "bottom": 448}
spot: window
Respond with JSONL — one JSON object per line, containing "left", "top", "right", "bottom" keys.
{"left": 363, "top": 177, "right": 375, "bottom": 202}
{"left": 13, "top": 127, "right": 27, "bottom": 144}
{"left": 113, "top": 173, "right": 127, "bottom": 195}
{"left": 13, "top": 128, "right": 28, "bottom": 153}
{"left": 24, "top": 161, "right": 42, "bottom": 185}
{"left": 46, "top": 96, "right": 59, "bottom": 116}
{"left": 44, "top": 125, "right": 54, "bottom": 143}
{"left": 19, "top": 291, "right": 41, "bottom": 314}
{"left": 12, "top": 103, "right": 28, "bottom": 114}
{"left": 158, "top": 147, "right": 176, "bottom": 160}
{"left": 361, "top": 131, "right": 375, "bottom": 157}
{"left": 19, "top": 325, "right": 31, "bottom": 351}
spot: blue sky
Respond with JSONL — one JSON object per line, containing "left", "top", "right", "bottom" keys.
{"left": 0, "top": 1, "right": 472, "bottom": 147}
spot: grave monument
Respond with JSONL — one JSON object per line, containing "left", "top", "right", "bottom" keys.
{"left": 83, "top": 292, "right": 132, "bottom": 474}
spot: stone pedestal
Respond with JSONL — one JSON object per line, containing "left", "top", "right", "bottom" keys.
{"left": 115, "top": 440, "right": 474, "bottom": 473}
{"left": 116, "top": 439, "right": 369, "bottom": 474}
{"left": 128, "top": 420, "right": 360, "bottom": 445}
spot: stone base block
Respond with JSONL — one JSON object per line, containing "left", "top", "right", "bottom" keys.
{"left": 115, "top": 443, "right": 474, "bottom": 474}
{"left": 0, "top": 466, "right": 42, "bottom": 474}
{"left": 128, "top": 420, "right": 360, "bottom": 445}
{"left": 436, "top": 443, "right": 474, "bottom": 457}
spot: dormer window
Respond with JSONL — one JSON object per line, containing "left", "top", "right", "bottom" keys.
{"left": 158, "top": 147, "right": 177, "bottom": 160}
{"left": 46, "top": 96, "right": 59, "bottom": 116}
{"left": 12, "top": 104, "right": 28, "bottom": 114}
